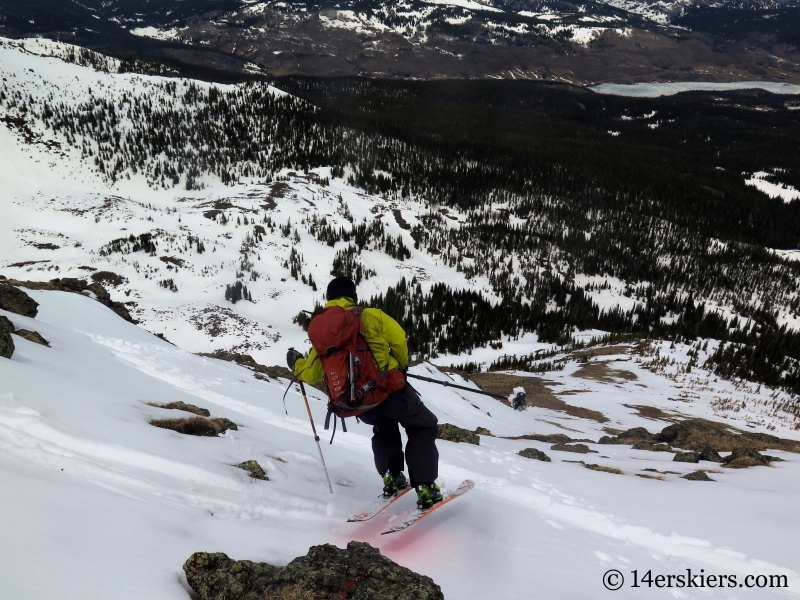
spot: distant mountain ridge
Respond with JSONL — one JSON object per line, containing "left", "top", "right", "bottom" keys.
{"left": 0, "top": 0, "right": 798, "bottom": 82}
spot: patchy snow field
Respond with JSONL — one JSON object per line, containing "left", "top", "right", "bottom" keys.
{"left": 746, "top": 172, "right": 800, "bottom": 204}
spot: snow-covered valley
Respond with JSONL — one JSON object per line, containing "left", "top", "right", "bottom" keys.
{"left": 2, "top": 36, "right": 800, "bottom": 599}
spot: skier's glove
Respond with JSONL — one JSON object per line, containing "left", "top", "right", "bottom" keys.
{"left": 286, "top": 348, "right": 303, "bottom": 371}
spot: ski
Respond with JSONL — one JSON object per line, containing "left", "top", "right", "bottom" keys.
{"left": 381, "top": 479, "right": 475, "bottom": 535}
{"left": 347, "top": 486, "right": 414, "bottom": 522}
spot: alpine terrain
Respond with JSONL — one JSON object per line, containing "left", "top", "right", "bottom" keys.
{"left": 1, "top": 31, "right": 800, "bottom": 600}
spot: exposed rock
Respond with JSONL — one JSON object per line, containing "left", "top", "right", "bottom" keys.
{"left": 519, "top": 448, "right": 551, "bottom": 462}
{"left": 599, "top": 427, "right": 655, "bottom": 445}
{"left": 474, "top": 426, "right": 493, "bottom": 436}
{"left": 673, "top": 452, "right": 700, "bottom": 463}
{"left": 235, "top": 460, "right": 269, "bottom": 481}
{"left": 90, "top": 271, "right": 127, "bottom": 287}
{"left": 437, "top": 423, "right": 479, "bottom": 445}
{"left": 0, "top": 327, "right": 14, "bottom": 359}
{"left": 617, "top": 427, "right": 656, "bottom": 442}
{"left": 655, "top": 419, "right": 800, "bottom": 453}
{"left": 510, "top": 433, "right": 574, "bottom": 444}
{"left": 183, "top": 541, "right": 444, "bottom": 600}
{"left": 150, "top": 416, "right": 238, "bottom": 437}
{"left": 7, "top": 278, "right": 135, "bottom": 323}
{"left": 0, "top": 283, "right": 39, "bottom": 317}
{"left": 146, "top": 401, "right": 210, "bottom": 417}
{"left": 722, "top": 447, "right": 772, "bottom": 468}
{"left": 0, "top": 315, "right": 15, "bottom": 332}
{"left": 13, "top": 329, "right": 50, "bottom": 347}
{"left": 683, "top": 470, "right": 715, "bottom": 481}
{"left": 699, "top": 447, "right": 723, "bottom": 462}
{"left": 601, "top": 418, "right": 800, "bottom": 454}
{"left": 551, "top": 443, "right": 596, "bottom": 454}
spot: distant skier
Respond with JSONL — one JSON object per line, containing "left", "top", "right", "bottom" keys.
{"left": 287, "top": 276, "right": 442, "bottom": 509}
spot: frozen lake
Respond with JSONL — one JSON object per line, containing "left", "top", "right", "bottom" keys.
{"left": 589, "top": 81, "right": 800, "bottom": 97}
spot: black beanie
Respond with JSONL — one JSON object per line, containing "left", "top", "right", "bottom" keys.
{"left": 326, "top": 276, "right": 357, "bottom": 303}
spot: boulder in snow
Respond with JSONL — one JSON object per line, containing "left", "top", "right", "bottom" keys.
{"left": 551, "top": 443, "right": 597, "bottom": 454}
{"left": 0, "top": 283, "right": 39, "bottom": 318}
{"left": 150, "top": 416, "right": 237, "bottom": 437}
{"left": 518, "top": 448, "right": 551, "bottom": 462}
{"left": 13, "top": 329, "right": 50, "bottom": 347}
{"left": 722, "top": 447, "right": 772, "bottom": 468}
{"left": 673, "top": 452, "right": 700, "bottom": 463}
{"left": 437, "top": 423, "right": 479, "bottom": 445}
{"left": 699, "top": 447, "right": 723, "bottom": 462}
{"left": 682, "top": 471, "right": 715, "bottom": 481}
{"left": 235, "top": 460, "right": 268, "bottom": 481}
{"left": 0, "top": 319, "right": 14, "bottom": 359}
{"left": 184, "top": 541, "right": 444, "bottom": 600}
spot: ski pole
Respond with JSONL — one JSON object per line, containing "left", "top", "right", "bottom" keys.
{"left": 406, "top": 372, "right": 527, "bottom": 407}
{"left": 298, "top": 380, "right": 334, "bottom": 494}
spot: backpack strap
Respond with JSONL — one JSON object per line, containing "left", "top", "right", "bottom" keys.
{"left": 324, "top": 407, "right": 348, "bottom": 445}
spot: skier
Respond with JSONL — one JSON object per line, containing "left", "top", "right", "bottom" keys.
{"left": 287, "top": 276, "right": 443, "bottom": 509}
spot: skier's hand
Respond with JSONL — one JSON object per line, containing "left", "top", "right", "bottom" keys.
{"left": 286, "top": 348, "right": 303, "bottom": 371}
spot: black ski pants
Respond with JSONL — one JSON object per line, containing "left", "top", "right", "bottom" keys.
{"left": 358, "top": 383, "right": 439, "bottom": 487}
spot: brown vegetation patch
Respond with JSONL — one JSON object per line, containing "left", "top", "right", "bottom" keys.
{"left": 636, "top": 473, "right": 665, "bottom": 481}
{"left": 469, "top": 372, "right": 608, "bottom": 423}
{"left": 584, "top": 464, "right": 623, "bottom": 474}
{"left": 147, "top": 401, "right": 210, "bottom": 417}
{"left": 150, "top": 416, "right": 237, "bottom": 437}
{"left": 573, "top": 361, "right": 637, "bottom": 383}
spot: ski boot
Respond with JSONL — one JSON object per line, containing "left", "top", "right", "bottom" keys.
{"left": 382, "top": 471, "right": 409, "bottom": 497}
{"left": 415, "top": 482, "right": 443, "bottom": 510}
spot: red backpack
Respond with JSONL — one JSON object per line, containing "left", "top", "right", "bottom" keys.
{"left": 306, "top": 306, "right": 405, "bottom": 436}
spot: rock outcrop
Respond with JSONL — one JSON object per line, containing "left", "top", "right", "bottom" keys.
{"left": 235, "top": 460, "right": 268, "bottom": 481}
{"left": 0, "top": 283, "right": 39, "bottom": 317}
{"left": 184, "top": 541, "right": 444, "bottom": 600}
{"left": 551, "top": 443, "right": 596, "bottom": 454}
{"left": 0, "top": 316, "right": 14, "bottom": 359}
{"left": 519, "top": 448, "right": 551, "bottom": 462}
{"left": 13, "top": 329, "right": 50, "bottom": 347}
{"left": 683, "top": 471, "right": 715, "bottom": 481}
{"left": 150, "top": 416, "right": 238, "bottom": 436}
{"left": 437, "top": 423, "right": 480, "bottom": 445}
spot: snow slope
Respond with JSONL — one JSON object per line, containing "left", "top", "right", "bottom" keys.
{"left": 1, "top": 291, "right": 800, "bottom": 599}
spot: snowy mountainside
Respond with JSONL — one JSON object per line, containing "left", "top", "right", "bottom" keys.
{"left": 4, "top": 37, "right": 800, "bottom": 404}
{"left": 2, "top": 287, "right": 800, "bottom": 598}
{"left": 0, "top": 37, "right": 481, "bottom": 363}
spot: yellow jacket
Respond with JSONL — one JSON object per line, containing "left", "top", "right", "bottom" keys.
{"left": 293, "top": 297, "right": 409, "bottom": 385}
